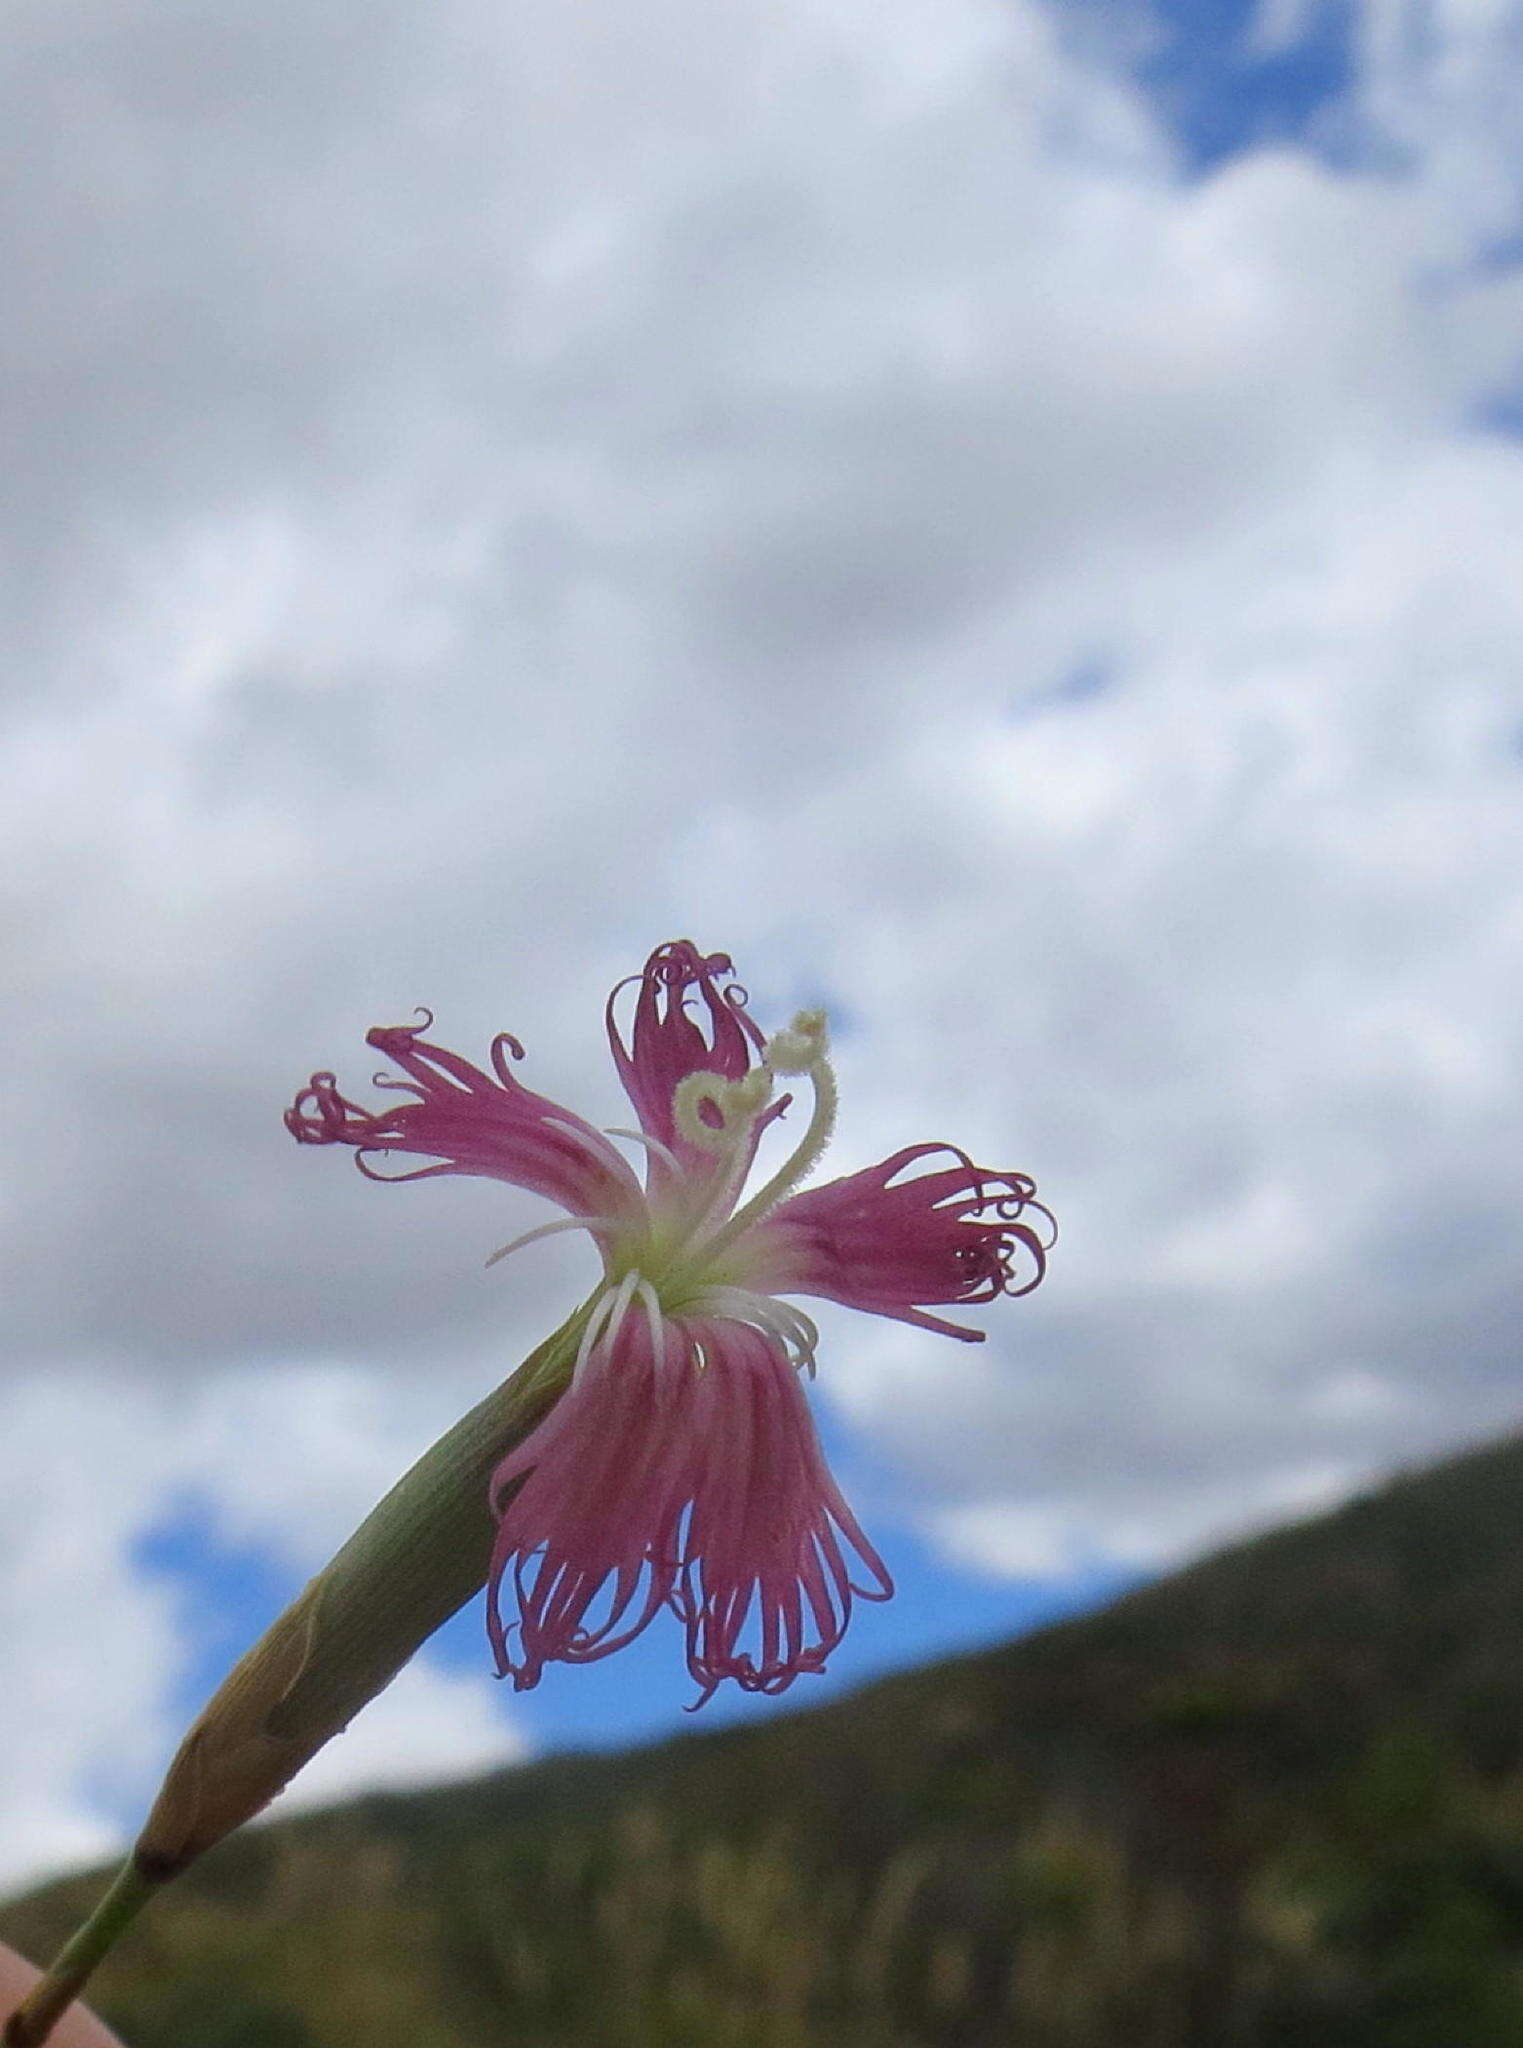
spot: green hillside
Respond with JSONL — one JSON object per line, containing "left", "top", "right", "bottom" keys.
{"left": 11, "top": 1430, "right": 1523, "bottom": 2046}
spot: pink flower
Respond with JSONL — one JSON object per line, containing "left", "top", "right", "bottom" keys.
{"left": 287, "top": 941, "right": 1053, "bottom": 1703}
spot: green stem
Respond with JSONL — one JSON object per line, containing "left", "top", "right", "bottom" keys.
{"left": 5, "top": 1304, "right": 595, "bottom": 2046}
{"left": 261, "top": 1304, "right": 587, "bottom": 1744}
{"left": 2, "top": 1858, "right": 161, "bottom": 2046}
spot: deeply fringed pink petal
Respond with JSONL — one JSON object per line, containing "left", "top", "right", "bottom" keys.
{"left": 486, "top": 1311, "right": 890, "bottom": 1700}
{"left": 672, "top": 1317, "right": 892, "bottom": 1702}
{"left": 742, "top": 1143, "right": 1055, "bottom": 1340}
{"left": 604, "top": 941, "right": 785, "bottom": 1199}
{"left": 285, "top": 1011, "right": 646, "bottom": 1226}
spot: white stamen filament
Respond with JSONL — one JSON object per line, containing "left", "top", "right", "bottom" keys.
{"left": 570, "top": 1286, "right": 616, "bottom": 1391}
{"left": 571, "top": 1267, "right": 642, "bottom": 1389}
{"left": 604, "top": 1126, "right": 682, "bottom": 1174}
{"left": 543, "top": 1114, "right": 646, "bottom": 1195}
{"left": 484, "top": 1215, "right": 619, "bottom": 1268}
{"left": 690, "top": 1285, "right": 821, "bottom": 1376}
{"left": 633, "top": 1276, "right": 667, "bottom": 1371}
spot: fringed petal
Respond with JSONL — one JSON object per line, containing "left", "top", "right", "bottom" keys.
{"left": 486, "top": 1308, "right": 890, "bottom": 1700}
{"left": 285, "top": 1011, "right": 647, "bottom": 1226}
{"left": 742, "top": 1143, "right": 1055, "bottom": 1339}
{"left": 673, "top": 1316, "right": 891, "bottom": 1703}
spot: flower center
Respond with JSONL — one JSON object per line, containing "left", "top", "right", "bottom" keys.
{"left": 622, "top": 1009, "right": 836, "bottom": 1312}
{"left": 484, "top": 1010, "right": 838, "bottom": 1380}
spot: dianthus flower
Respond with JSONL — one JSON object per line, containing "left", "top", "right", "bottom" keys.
{"left": 286, "top": 941, "right": 1052, "bottom": 1703}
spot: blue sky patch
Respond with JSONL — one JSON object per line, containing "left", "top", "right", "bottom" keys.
{"left": 1016, "top": 653, "right": 1118, "bottom": 719}
{"left": 1471, "top": 386, "right": 1523, "bottom": 440}
{"left": 131, "top": 1463, "right": 1136, "bottom": 1785}
{"left": 132, "top": 1496, "right": 302, "bottom": 1726}
{"left": 1057, "top": 0, "right": 1356, "bottom": 173}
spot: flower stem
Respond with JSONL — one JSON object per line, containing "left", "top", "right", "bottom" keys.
{"left": 2, "top": 1857, "right": 161, "bottom": 2046}
{"left": 4, "top": 1305, "right": 593, "bottom": 2047}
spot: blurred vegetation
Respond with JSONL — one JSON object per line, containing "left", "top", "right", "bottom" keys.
{"left": 11, "top": 1431, "right": 1523, "bottom": 2044}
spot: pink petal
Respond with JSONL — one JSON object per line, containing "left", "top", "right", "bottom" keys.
{"left": 742, "top": 1143, "right": 1055, "bottom": 1340}
{"left": 487, "top": 1309, "right": 890, "bottom": 1699}
{"left": 604, "top": 941, "right": 785, "bottom": 1198}
{"left": 285, "top": 1011, "right": 646, "bottom": 1225}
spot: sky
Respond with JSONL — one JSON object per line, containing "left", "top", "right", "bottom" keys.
{"left": 5, "top": 0, "right": 1523, "bottom": 1892}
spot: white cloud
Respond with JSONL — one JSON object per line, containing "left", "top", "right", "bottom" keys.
{"left": 933, "top": 1458, "right": 1365, "bottom": 1580}
{"left": 271, "top": 1656, "right": 529, "bottom": 1818}
{"left": 0, "top": 1377, "right": 184, "bottom": 1895}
